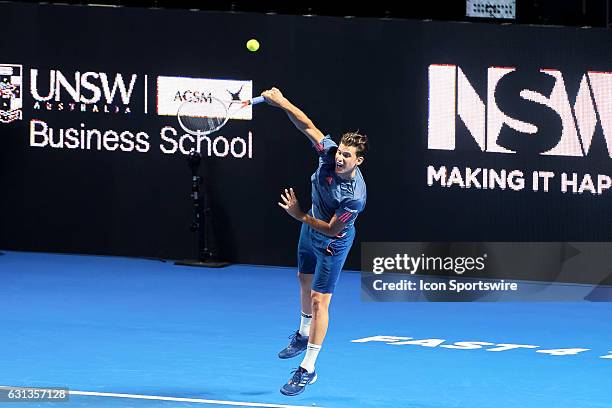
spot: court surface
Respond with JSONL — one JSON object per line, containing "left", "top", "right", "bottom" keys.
{"left": 0, "top": 251, "right": 610, "bottom": 408}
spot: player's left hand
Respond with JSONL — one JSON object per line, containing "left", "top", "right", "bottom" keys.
{"left": 278, "top": 188, "right": 304, "bottom": 220}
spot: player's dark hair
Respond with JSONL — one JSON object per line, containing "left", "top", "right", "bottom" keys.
{"left": 340, "top": 132, "right": 368, "bottom": 158}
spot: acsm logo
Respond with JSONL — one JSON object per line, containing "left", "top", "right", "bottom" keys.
{"left": 30, "top": 69, "right": 145, "bottom": 114}
{"left": 428, "top": 64, "right": 612, "bottom": 157}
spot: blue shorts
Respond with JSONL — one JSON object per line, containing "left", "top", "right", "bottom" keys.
{"left": 297, "top": 223, "right": 355, "bottom": 294}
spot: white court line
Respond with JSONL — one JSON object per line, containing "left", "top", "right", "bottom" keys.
{"left": 69, "top": 390, "right": 319, "bottom": 408}
{"left": 0, "top": 387, "right": 319, "bottom": 408}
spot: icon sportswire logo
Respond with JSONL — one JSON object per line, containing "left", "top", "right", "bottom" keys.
{"left": 0, "top": 64, "right": 23, "bottom": 123}
{"left": 428, "top": 64, "right": 612, "bottom": 158}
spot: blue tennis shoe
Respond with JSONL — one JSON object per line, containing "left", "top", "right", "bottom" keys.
{"left": 280, "top": 366, "right": 317, "bottom": 396}
{"left": 278, "top": 331, "right": 308, "bottom": 359}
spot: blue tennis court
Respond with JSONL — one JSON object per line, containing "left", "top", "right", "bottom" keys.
{"left": 1, "top": 250, "right": 610, "bottom": 408}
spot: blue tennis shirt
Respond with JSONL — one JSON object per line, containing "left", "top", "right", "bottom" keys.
{"left": 310, "top": 135, "right": 366, "bottom": 232}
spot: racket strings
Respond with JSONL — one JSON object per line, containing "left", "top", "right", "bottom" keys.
{"left": 184, "top": 116, "right": 222, "bottom": 133}
{"left": 178, "top": 98, "right": 229, "bottom": 135}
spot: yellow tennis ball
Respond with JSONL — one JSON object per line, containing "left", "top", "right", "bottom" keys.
{"left": 246, "top": 39, "right": 260, "bottom": 52}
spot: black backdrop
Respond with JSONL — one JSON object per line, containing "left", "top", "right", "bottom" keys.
{"left": 1, "top": 2, "right": 611, "bottom": 270}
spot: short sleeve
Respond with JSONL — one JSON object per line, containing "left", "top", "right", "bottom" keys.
{"left": 313, "top": 135, "right": 337, "bottom": 165}
{"left": 335, "top": 199, "right": 362, "bottom": 224}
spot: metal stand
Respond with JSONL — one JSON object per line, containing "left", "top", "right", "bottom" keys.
{"left": 174, "top": 152, "right": 229, "bottom": 268}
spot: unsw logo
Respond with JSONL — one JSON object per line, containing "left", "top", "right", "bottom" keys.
{"left": 428, "top": 64, "right": 612, "bottom": 158}
{"left": 30, "top": 69, "right": 142, "bottom": 114}
{"left": 0, "top": 64, "right": 23, "bottom": 123}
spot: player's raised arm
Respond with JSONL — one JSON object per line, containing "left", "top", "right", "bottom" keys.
{"left": 261, "top": 87, "right": 324, "bottom": 145}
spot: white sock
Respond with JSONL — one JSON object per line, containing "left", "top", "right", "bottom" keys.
{"left": 299, "top": 312, "right": 312, "bottom": 337}
{"left": 299, "top": 343, "right": 321, "bottom": 373}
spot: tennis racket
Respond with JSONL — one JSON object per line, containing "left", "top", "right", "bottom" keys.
{"left": 177, "top": 96, "right": 265, "bottom": 136}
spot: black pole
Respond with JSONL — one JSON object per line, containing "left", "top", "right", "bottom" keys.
{"left": 175, "top": 152, "right": 229, "bottom": 268}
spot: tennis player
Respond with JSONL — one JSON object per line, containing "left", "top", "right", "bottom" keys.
{"left": 261, "top": 88, "right": 368, "bottom": 396}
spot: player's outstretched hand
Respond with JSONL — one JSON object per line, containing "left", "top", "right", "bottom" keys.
{"left": 278, "top": 188, "right": 304, "bottom": 220}
{"left": 261, "top": 87, "right": 286, "bottom": 108}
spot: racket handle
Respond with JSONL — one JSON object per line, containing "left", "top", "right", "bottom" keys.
{"left": 251, "top": 96, "right": 265, "bottom": 105}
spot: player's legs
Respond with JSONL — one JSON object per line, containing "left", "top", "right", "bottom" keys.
{"left": 301, "top": 228, "right": 355, "bottom": 364}
{"left": 281, "top": 232, "right": 353, "bottom": 396}
{"left": 296, "top": 256, "right": 345, "bottom": 377}
{"left": 280, "top": 227, "right": 355, "bottom": 396}
{"left": 278, "top": 224, "right": 316, "bottom": 360}
{"left": 279, "top": 292, "right": 324, "bottom": 397}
